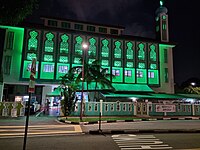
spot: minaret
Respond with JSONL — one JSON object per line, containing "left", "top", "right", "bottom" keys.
{"left": 155, "top": 0, "right": 169, "bottom": 42}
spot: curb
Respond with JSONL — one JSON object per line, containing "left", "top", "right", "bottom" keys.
{"left": 58, "top": 117, "right": 200, "bottom": 125}
{"left": 88, "top": 129, "right": 200, "bottom": 134}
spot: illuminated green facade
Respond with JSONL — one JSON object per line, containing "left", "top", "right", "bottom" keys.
{"left": 21, "top": 28, "right": 160, "bottom": 86}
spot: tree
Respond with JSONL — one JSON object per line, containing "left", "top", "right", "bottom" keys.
{"left": 0, "top": 0, "right": 38, "bottom": 25}
{"left": 59, "top": 68, "right": 79, "bottom": 116}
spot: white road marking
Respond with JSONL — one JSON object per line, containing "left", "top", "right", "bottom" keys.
{"left": 112, "top": 134, "right": 173, "bottom": 150}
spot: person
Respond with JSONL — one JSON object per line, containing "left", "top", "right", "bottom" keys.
{"left": 44, "top": 99, "right": 50, "bottom": 115}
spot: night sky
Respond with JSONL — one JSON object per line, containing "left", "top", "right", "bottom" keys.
{"left": 25, "top": 0, "right": 200, "bottom": 85}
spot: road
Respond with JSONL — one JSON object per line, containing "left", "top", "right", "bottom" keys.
{"left": 0, "top": 133, "right": 200, "bottom": 150}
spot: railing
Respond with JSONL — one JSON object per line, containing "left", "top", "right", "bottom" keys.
{"left": 0, "top": 102, "right": 25, "bottom": 117}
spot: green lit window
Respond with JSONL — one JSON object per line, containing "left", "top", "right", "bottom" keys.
{"left": 127, "top": 62, "right": 133, "bottom": 68}
{"left": 162, "top": 15, "right": 166, "bottom": 20}
{"left": 163, "top": 24, "right": 167, "bottom": 30}
{"left": 88, "top": 38, "right": 96, "bottom": 56}
{"left": 112, "top": 69, "right": 120, "bottom": 76}
{"left": 88, "top": 58, "right": 95, "bottom": 64}
{"left": 126, "top": 42, "right": 134, "bottom": 59}
{"left": 101, "top": 60, "right": 109, "bottom": 66}
{"left": 61, "top": 22, "right": 71, "bottom": 28}
{"left": 74, "top": 57, "right": 81, "bottom": 64}
{"left": 125, "top": 70, "right": 132, "bottom": 77}
{"left": 164, "top": 68, "right": 168, "bottom": 82}
{"left": 44, "top": 32, "right": 54, "bottom": 52}
{"left": 101, "top": 39, "right": 109, "bottom": 57}
{"left": 138, "top": 43, "right": 145, "bottom": 60}
{"left": 27, "top": 63, "right": 38, "bottom": 71}
{"left": 114, "top": 61, "right": 121, "bottom": 67}
{"left": 150, "top": 64, "right": 157, "bottom": 69}
{"left": 150, "top": 44, "right": 156, "bottom": 61}
{"left": 3, "top": 56, "right": 12, "bottom": 75}
{"left": 43, "top": 64, "right": 54, "bottom": 72}
{"left": 148, "top": 72, "right": 155, "bottom": 78}
{"left": 87, "top": 26, "right": 95, "bottom": 32}
{"left": 48, "top": 20, "right": 57, "bottom": 27}
{"left": 28, "top": 31, "right": 38, "bottom": 51}
{"left": 156, "top": 26, "right": 159, "bottom": 32}
{"left": 44, "top": 54, "right": 53, "bottom": 62}
{"left": 136, "top": 70, "right": 143, "bottom": 78}
{"left": 75, "top": 67, "right": 82, "bottom": 74}
{"left": 59, "top": 56, "right": 68, "bottom": 63}
{"left": 74, "top": 24, "right": 83, "bottom": 30}
{"left": 114, "top": 41, "right": 121, "bottom": 58}
{"left": 58, "top": 66, "right": 68, "bottom": 73}
{"left": 138, "top": 62, "right": 145, "bottom": 69}
{"left": 164, "top": 49, "right": 168, "bottom": 63}
{"left": 60, "top": 34, "right": 69, "bottom": 53}
{"left": 27, "top": 53, "right": 36, "bottom": 60}
{"left": 75, "top": 36, "right": 83, "bottom": 55}
{"left": 110, "top": 29, "right": 118, "bottom": 35}
{"left": 6, "top": 31, "right": 14, "bottom": 50}
{"left": 99, "top": 27, "right": 107, "bottom": 33}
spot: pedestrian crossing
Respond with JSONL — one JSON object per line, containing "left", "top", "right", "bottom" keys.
{"left": 0, "top": 125, "right": 82, "bottom": 138}
{"left": 112, "top": 134, "right": 173, "bottom": 150}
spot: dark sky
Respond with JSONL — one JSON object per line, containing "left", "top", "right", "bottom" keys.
{"left": 25, "top": 0, "right": 200, "bottom": 85}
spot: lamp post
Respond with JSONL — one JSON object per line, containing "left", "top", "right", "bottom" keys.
{"left": 80, "top": 43, "right": 88, "bottom": 121}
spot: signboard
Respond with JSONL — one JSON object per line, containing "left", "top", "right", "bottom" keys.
{"left": 28, "top": 58, "right": 36, "bottom": 93}
{"left": 156, "top": 104, "right": 176, "bottom": 112}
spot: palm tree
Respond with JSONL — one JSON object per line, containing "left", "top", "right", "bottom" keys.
{"left": 59, "top": 68, "right": 79, "bottom": 116}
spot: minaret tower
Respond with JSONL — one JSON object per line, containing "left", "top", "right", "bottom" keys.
{"left": 155, "top": 0, "right": 169, "bottom": 42}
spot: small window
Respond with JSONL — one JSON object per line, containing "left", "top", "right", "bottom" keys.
{"left": 164, "top": 49, "right": 168, "bottom": 63}
{"left": 48, "top": 20, "right": 57, "bottom": 27}
{"left": 43, "top": 64, "right": 54, "bottom": 72}
{"left": 148, "top": 71, "right": 155, "bottom": 78}
{"left": 99, "top": 27, "right": 107, "bottom": 33}
{"left": 116, "top": 102, "right": 120, "bottom": 111}
{"left": 125, "top": 70, "right": 132, "bottom": 77}
{"left": 74, "top": 24, "right": 83, "bottom": 30}
{"left": 128, "top": 103, "right": 132, "bottom": 112}
{"left": 58, "top": 66, "right": 68, "bottom": 73}
{"left": 94, "top": 104, "right": 98, "bottom": 111}
{"left": 112, "top": 69, "right": 120, "bottom": 76}
{"left": 110, "top": 29, "right": 118, "bottom": 35}
{"left": 6, "top": 32, "right": 14, "bottom": 50}
{"left": 3, "top": 56, "right": 12, "bottom": 75}
{"left": 110, "top": 104, "right": 114, "bottom": 111}
{"left": 87, "top": 25, "right": 95, "bottom": 32}
{"left": 61, "top": 22, "right": 71, "bottom": 29}
{"left": 136, "top": 70, "right": 143, "bottom": 78}
{"left": 164, "top": 68, "right": 168, "bottom": 83}
{"left": 149, "top": 104, "right": 152, "bottom": 112}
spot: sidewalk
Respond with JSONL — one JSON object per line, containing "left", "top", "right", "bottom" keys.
{"left": 58, "top": 116, "right": 200, "bottom": 134}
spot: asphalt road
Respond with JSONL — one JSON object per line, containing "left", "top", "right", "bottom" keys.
{"left": 0, "top": 134, "right": 200, "bottom": 150}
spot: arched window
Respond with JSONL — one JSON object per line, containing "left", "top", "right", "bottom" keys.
{"left": 44, "top": 32, "right": 54, "bottom": 52}
{"left": 114, "top": 41, "right": 121, "bottom": 58}
{"left": 28, "top": 31, "right": 38, "bottom": 51}
{"left": 101, "top": 39, "right": 109, "bottom": 57}
{"left": 60, "top": 34, "right": 69, "bottom": 53}
{"left": 88, "top": 37, "right": 96, "bottom": 56}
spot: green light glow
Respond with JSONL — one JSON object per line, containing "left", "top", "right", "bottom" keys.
{"left": 114, "top": 41, "right": 121, "bottom": 58}
{"left": 88, "top": 37, "right": 96, "bottom": 56}
{"left": 60, "top": 34, "right": 69, "bottom": 53}
{"left": 44, "top": 54, "right": 53, "bottom": 62}
{"left": 148, "top": 70, "right": 159, "bottom": 84}
{"left": 112, "top": 67, "right": 123, "bottom": 82}
{"left": 88, "top": 58, "right": 95, "bottom": 64}
{"left": 160, "top": 0, "right": 163, "bottom": 6}
{"left": 126, "top": 62, "right": 133, "bottom": 68}
{"left": 75, "top": 36, "right": 83, "bottom": 55}
{"left": 114, "top": 61, "right": 121, "bottom": 67}
{"left": 27, "top": 53, "right": 36, "bottom": 60}
{"left": 126, "top": 42, "right": 134, "bottom": 59}
{"left": 101, "top": 59, "right": 109, "bottom": 66}
{"left": 124, "top": 68, "right": 135, "bottom": 83}
{"left": 74, "top": 57, "right": 81, "bottom": 64}
{"left": 40, "top": 62, "right": 55, "bottom": 79}
{"left": 44, "top": 32, "right": 54, "bottom": 52}
{"left": 101, "top": 39, "right": 109, "bottom": 57}
{"left": 138, "top": 43, "right": 145, "bottom": 60}
{"left": 28, "top": 30, "right": 38, "bottom": 51}
{"left": 150, "top": 44, "right": 156, "bottom": 61}
{"left": 59, "top": 56, "right": 68, "bottom": 63}
{"left": 138, "top": 62, "right": 145, "bottom": 69}
{"left": 150, "top": 64, "right": 157, "bottom": 69}
{"left": 136, "top": 69, "right": 147, "bottom": 84}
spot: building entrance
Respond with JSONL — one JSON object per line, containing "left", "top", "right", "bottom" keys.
{"left": 136, "top": 102, "right": 148, "bottom": 115}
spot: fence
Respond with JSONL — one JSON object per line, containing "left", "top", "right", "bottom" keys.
{"left": 0, "top": 102, "right": 25, "bottom": 117}
{"left": 70, "top": 101, "right": 200, "bottom": 117}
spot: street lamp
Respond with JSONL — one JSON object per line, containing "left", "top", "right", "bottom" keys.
{"left": 80, "top": 43, "right": 88, "bottom": 121}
